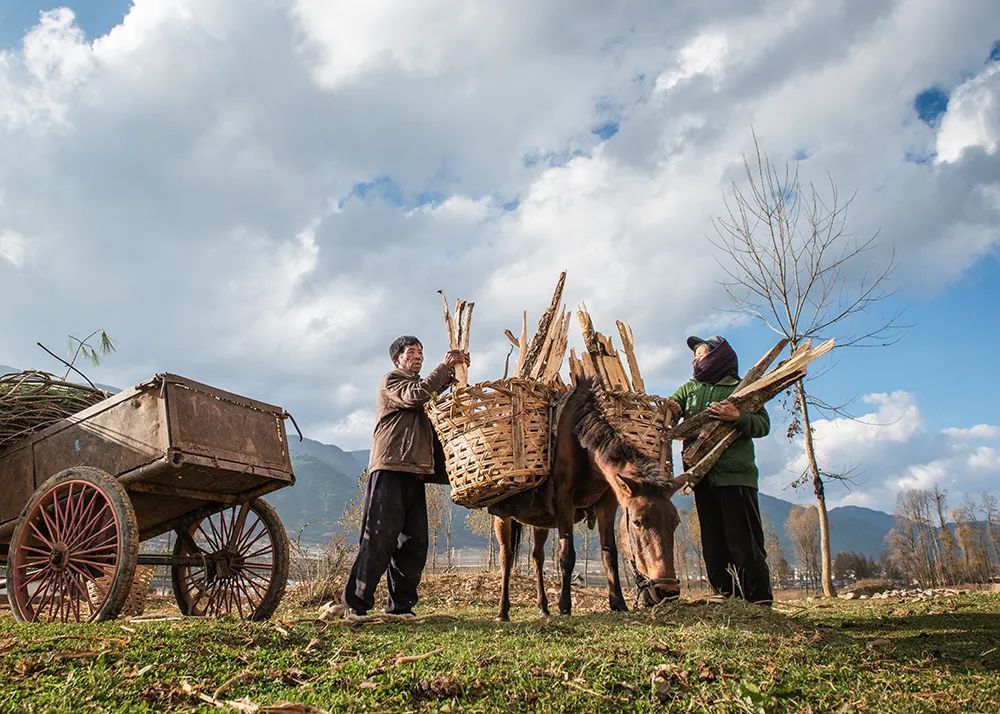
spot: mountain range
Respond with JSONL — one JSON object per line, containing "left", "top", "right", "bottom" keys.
{"left": 279, "top": 436, "right": 897, "bottom": 562}
{"left": 1, "top": 362, "right": 897, "bottom": 564}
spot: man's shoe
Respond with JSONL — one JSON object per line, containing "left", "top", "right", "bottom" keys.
{"left": 387, "top": 609, "right": 415, "bottom": 617}
{"left": 344, "top": 607, "right": 368, "bottom": 618}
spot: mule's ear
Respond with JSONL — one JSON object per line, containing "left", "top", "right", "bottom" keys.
{"left": 614, "top": 473, "right": 636, "bottom": 499}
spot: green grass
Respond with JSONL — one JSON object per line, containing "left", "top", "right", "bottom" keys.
{"left": 1, "top": 591, "right": 998, "bottom": 713}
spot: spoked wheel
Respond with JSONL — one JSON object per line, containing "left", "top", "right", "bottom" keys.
{"left": 171, "top": 498, "right": 288, "bottom": 620}
{"left": 6, "top": 467, "right": 139, "bottom": 623}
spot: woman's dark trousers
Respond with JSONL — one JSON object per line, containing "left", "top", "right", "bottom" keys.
{"left": 342, "top": 470, "right": 429, "bottom": 614}
{"left": 693, "top": 481, "right": 773, "bottom": 603}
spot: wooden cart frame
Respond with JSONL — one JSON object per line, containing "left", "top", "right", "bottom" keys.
{"left": 0, "top": 373, "right": 296, "bottom": 623}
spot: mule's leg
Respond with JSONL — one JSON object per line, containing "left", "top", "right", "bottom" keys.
{"left": 596, "top": 491, "right": 628, "bottom": 611}
{"left": 556, "top": 510, "right": 576, "bottom": 616}
{"left": 494, "top": 516, "right": 514, "bottom": 622}
{"left": 531, "top": 528, "right": 550, "bottom": 617}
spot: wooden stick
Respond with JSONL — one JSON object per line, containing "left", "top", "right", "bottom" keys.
{"left": 616, "top": 321, "right": 645, "bottom": 393}
{"left": 437, "top": 290, "right": 456, "bottom": 349}
{"left": 521, "top": 272, "right": 566, "bottom": 377}
{"left": 454, "top": 299, "right": 467, "bottom": 353}
{"left": 734, "top": 338, "right": 789, "bottom": 392}
{"left": 514, "top": 311, "right": 528, "bottom": 378}
{"left": 504, "top": 330, "right": 519, "bottom": 348}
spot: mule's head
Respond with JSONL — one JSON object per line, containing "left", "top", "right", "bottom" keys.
{"left": 568, "top": 378, "right": 683, "bottom": 605}
{"left": 607, "top": 459, "right": 682, "bottom": 605}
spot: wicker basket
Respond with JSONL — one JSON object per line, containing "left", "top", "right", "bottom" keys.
{"left": 88, "top": 564, "right": 154, "bottom": 618}
{"left": 426, "top": 379, "right": 557, "bottom": 508}
{"left": 593, "top": 388, "right": 676, "bottom": 475}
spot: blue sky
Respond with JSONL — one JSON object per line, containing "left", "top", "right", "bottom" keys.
{"left": 0, "top": 1, "right": 998, "bottom": 513}
{"left": 0, "top": 1, "right": 130, "bottom": 47}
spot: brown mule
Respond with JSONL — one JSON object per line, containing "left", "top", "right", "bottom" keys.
{"left": 489, "top": 379, "right": 682, "bottom": 620}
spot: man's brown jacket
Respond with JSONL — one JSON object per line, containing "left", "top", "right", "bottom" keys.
{"left": 368, "top": 363, "right": 454, "bottom": 483}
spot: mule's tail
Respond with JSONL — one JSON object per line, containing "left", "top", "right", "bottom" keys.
{"left": 511, "top": 520, "right": 523, "bottom": 565}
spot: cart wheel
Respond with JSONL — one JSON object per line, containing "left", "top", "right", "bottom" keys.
{"left": 6, "top": 467, "right": 139, "bottom": 623}
{"left": 171, "top": 498, "right": 288, "bottom": 620}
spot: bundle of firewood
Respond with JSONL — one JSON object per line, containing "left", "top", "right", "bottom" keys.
{"left": 0, "top": 371, "right": 109, "bottom": 450}
{"left": 502, "top": 271, "right": 571, "bottom": 385}
{"left": 437, "top": 291, "right": 475, "bottom": 386}
{"left": 672, "top": 338, "right": 835, "bottom": 490}
{"left": 568, "top": 303, "right": 645, "bottom": 393}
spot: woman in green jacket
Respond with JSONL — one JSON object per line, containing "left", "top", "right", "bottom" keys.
{"left": 672, "top": 335, "right": 773, "bottom": 604}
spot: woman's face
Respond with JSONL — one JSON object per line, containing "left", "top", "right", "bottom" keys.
{"left": 693, "top": 344, "right": 711, "bottom": 364}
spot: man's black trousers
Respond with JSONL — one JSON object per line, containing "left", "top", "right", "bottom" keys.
{"left": 342, "top": 470, "right": 428, "bottom": 614}
{"left": 693, "top": 481, "right": 773, "bottom": 603}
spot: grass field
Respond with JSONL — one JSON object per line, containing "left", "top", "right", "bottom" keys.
{"left": 1, "top": 575, "right": 998, "bottom": 713}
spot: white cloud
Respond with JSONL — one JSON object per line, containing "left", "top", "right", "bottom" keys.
{"left": 0, "top": 0, "right": 997, "bottom": 476}
{"left": 655, "top": 32, "right": 728, "bottom": 93}
{"left": 0, "top": 230, "right": 28, "bottom": 267}
{"left": 760, "top": 390, "right": 1000, "bottom": 513}
{"left": 937, "top": 63, "right": 1000, "bottom": 162}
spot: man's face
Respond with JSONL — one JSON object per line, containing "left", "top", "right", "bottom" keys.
{"left": 396, "top": 343, "right": 424, "bottom": 374}
{"left": 693, "top": 344, "right": 711, "bottom": 364}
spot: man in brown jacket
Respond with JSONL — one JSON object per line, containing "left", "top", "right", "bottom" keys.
{"left": 342, "top": 335, "right": 469, "bottom": 616}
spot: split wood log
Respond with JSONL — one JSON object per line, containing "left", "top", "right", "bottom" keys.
{"left": 520, "top": 271, "right": 566, "bottom": 378}
{"left": 616, "top": 321, "right": 645, "bottom": 393}
{"left": 675, "top": 338, "right": 834, "bottom": 491}
{"left": 434, "top": 290, "right": 474, "bottom": 387}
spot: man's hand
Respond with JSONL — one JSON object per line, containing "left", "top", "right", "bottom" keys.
{"left": 444, "top": 350, "right": 470, "bottom": 369}
{"left": 706, "top": 401, "right": 740, "bottom": 422}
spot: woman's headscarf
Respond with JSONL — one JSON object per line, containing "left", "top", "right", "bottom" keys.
{"left": 692, "top": 338, "right": 739, "bottom": 384}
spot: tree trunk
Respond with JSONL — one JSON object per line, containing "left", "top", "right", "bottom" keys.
{"left": 446, "top": 505, "right": 454, "bottom": 570}
{"left": 796, "top": 382, "right": 837, "bottom": 597}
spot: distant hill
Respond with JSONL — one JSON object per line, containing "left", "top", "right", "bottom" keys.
{"left": 0, "top": 361, "right": 899, "bottom": 560}
{"left": 671, "top": 492, "right": 893, "bottom": 562}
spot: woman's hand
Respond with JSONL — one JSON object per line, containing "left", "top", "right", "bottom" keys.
{"left": 706, "top": 401, "right": 740, "bottom": 422}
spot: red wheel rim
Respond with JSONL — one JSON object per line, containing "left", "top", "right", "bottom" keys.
{"left": 10, "top": 479, "right": 122, "bottom": 623}
{"left": 179, "top": 503, "right": 275, "bottom": 618}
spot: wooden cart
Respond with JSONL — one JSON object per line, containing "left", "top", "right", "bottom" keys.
{"left": 0, "top": 373, "right": 296, "bottom": 623}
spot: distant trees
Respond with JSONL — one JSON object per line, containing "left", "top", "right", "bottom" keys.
{"left": 785, "top": 505, "right": 821, "bottom": 592}
{"left": 887, "top": 488, "right": 998, "bottom": 586}
{"left": 832, "top": 552, "right": 878, "bottom": 581}
{"left": 674, "top": 508, "right": 706, "bottom": 591}
{"left": 762, "top": 514, "right": 791, "bottom": 588}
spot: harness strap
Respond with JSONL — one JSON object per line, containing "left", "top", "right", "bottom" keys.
{"left": 624, "top": 507, "right": 680, "bottom": 607}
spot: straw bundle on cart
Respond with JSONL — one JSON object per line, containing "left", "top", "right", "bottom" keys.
{"left": 0, "top": 371, "right": 109, "bottom": 450}
{"left": 569, "top": 306, "right": 676, "bottom": 475}
{"left": 426, "top": 274, "right": 569, "bottom": 508}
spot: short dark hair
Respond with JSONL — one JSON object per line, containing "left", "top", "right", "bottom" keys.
{"left": 390, "top": 335, "right": 422, "bottom": 363}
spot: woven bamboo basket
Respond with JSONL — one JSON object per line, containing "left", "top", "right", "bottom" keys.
{"left": 88, "top": 565, "right": 154, "bottom": 618}
{"left": 426, "top": 378, "right": 557, "bottom": 508}
{"left": 593, "top": 388, "right": 676, "bottom": 475}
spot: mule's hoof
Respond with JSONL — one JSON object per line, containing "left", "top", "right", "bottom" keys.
{"left": 538, "top": 609, "right": 550, "bottom": 618}
{"left": 495, "top": 614, "right": 510, "bottom": 623}
{"left": 559, "top": 608, "right": 572, "bottom": 616}
{"left": 610, "top": 600, "right": 628, "bottom": 612}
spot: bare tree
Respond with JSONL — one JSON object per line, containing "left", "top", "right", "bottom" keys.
{"left": 932, "top": 487, "right": 961, "bottom": 585}
{"left": 425, "top": 485, "right": 452, "bottom": 572}
{"left": 712, "top": 134, "right": 904, "bottom": 597}
{"left": 785, "top": 505, "right": 821, "bottom": 592}
{"left": 978, "top": 493, "right": 1000, "bottom": 572}
{"left": 338, "top": 468, "right": 370, "bottom": 534}
{"left": 465, "top": 509, "right": 496, "bottom": 569}
{"left": 684, "top": 508, "right": 705, "bottom": 591}
{"left": 887, "top": 489, "right": 940, "bottom": 586}
{"left": 762, "top": 514, "right": 790, "bottom": 590}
